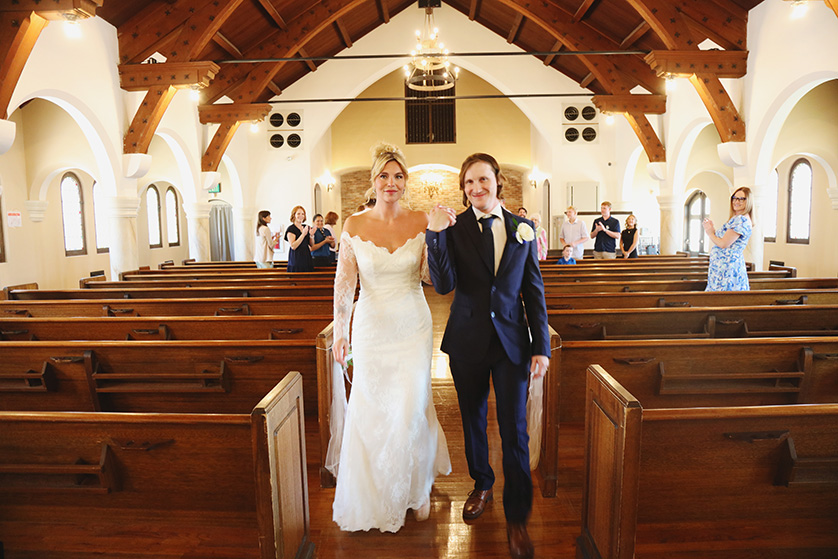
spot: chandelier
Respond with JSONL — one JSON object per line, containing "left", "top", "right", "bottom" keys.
{"left": 404, "top": 6, "right": 459, "bottom": 92}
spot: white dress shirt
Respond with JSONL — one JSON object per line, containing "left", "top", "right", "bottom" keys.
{"left": 472, "top": 204, "right": 506, "bottom": 275}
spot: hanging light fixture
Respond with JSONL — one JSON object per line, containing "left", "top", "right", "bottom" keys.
{"left": 404, "top": 5, "right": 458, "bottom": 92}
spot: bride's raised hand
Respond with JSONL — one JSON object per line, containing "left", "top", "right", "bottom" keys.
{"left": 428, "top": 204, "right": 456, "bottom": 232}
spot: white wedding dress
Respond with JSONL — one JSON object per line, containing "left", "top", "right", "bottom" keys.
{"left": 331, "top": 231, "right": 451, "bottom": 533}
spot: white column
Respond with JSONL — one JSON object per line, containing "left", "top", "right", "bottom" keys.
{"left": 732, "top": 166, "right": 764, "bottom": 271}
{"left": 184, "top": 202, "right": 212, "bottom": 262}
{"left": 233, "top": 206, "right": 255, "bottom": 261}
{"left": 106, "top": 196, "right": 141, "bottom": 281}
{"left": 656, "top": 195, "right": 681, "bottom": 255}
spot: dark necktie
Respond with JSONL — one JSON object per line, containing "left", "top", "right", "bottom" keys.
{"left": 480, "top": 215, "right": 496, "bottom": 274}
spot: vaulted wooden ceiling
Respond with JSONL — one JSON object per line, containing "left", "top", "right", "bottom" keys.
{"left": 3, "top": 0, "right": 774, "bottom": 173}
{"left": 97, "top": 0, "right": 763, "bottom": 103}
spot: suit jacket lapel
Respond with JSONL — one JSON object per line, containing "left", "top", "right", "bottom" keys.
{"left": 460, "top": 209, "right": 494, "bottom": 274}
{"left": 496, "top": 210, "right": 520, "bottom": 278}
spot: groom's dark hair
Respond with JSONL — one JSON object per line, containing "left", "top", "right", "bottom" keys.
{"left": 459, "top": 153, "right": 506, "bottom": 207}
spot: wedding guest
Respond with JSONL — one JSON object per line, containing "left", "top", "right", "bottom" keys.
{"left": 704, "top": 187, "right": 753, "bottom": 291}
{"left": 254, "top": 210, "right": 278, "bottom": 269}
{"left": 620, "top": 214, "right": 639, "bottom": 258}
{"left": 285, "top": 206, "right": 313, "bottom": 272}
{"left": 556, "top": 245, "right": 576, "bottom": 265}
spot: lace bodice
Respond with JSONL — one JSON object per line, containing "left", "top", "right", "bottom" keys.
{"left": 333, "top": 231, "right": 429, "bottom": 342}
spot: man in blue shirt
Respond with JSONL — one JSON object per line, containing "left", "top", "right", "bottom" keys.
{"left": 590, "top": 201, "right": 621, "bottom": 259}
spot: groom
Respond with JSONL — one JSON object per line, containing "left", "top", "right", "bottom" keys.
{"left": 426, "top": 153, "right": 550, "bottom": 559}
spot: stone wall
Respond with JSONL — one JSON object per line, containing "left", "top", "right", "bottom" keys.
{"left": 339, "top": 166, "right": 524, "bottom": 223}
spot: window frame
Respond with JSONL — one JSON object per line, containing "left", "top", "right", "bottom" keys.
{"left": 165, "top": 186, "right": 181, "bottom": 247}
{"left": 683, "top": 190, "right": 709, "bottom": 254}
{"left": 92, "top": 181, "right": 110, "bottom": 254}
{"left": 404, "top": 84, "right": 456, "bottom": 145}
{"left": 146, "top": 184, "right": 163, "bottom": 249}
{"left": 763, "top": 168, "right": 779, "bottom": 243}
{"left": 786, "top": 158, "right": 812, "bottom": 245}
{"left": 60, "top": 172, "right": 88, "bottom": 257}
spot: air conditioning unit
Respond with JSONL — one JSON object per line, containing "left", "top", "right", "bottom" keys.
{"left": 267, "top": 109, "right": 304, "bottom": 150}
{"left": 562, "top": 103, "right": 599, "bottom": 144}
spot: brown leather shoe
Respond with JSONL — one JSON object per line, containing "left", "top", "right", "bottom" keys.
{"left": 507, "top": 522, "right": 534, "bottom": 559}
{"left": 462, "top": 488, "right": 493, "bottom": 520}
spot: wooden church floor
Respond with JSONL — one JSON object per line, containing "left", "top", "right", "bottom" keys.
{"left": 304, "top": 287, "right": 584, "bottom": 559}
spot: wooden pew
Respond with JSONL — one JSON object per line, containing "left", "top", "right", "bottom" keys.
{"left": 0, "top": 371, "right": 314, "bottom": 559}
{"left": 5, "top": 284, "right": 335, "bottom": 300}
{"left": 84, "top": 278, "right": 333, "bottom": 289}
{"left": 541, "top": 277, "right": 838, "bottom": 294}
{"left": 543, "top": 289, "right": 838, "bottom": 310}
{"left": 547, "top": 304, "right": 838, "bottom": 341}
{"left": 541, "top": 270, "right": 791, "bottom": 282}
{"left": 577, "top": 364, "right": 838, "bottom": 559}
{"left": 121, "top": 269, "right": 335, "bottom": 281}
{"left": 0, "top": 339, "right": 326, "bottom": 417}
{"left": 0, "top": 315, "right": 332, "bottom": 341}
{"left": 0, "top": 296, "right": 334, "bottom": 317}
{"left": 542, "top": 337, "right": 838, "bottom": 499}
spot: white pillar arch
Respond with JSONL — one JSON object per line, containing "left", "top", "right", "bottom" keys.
{"left": 657, "top": 195, "right": 682, "bottom": 255}
{"left": 106, "top": 196, "right": 141, "bottom": 281}
{"left": 233, "top": 206, "right": 255, "bottom": 262}
{"left": 184, "top": 202, "right": 212, "bottom": 262}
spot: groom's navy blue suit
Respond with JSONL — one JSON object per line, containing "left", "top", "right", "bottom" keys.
{"left": 426, "top": 206, "right": 551, "bottom": 523}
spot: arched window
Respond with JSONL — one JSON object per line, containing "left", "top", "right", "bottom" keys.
{"left": 92, "top": 182, "right": 109, "bottom": 253}
{"left": 165, "top": 187, "right": 180, "bottom": 246}
{"left": 60, "top": 172, "right": 87, "bottom": 256}
{"left": 683, "top": 190, "right": 710, "bottom": 254}
{"left": 146, "top": 185, "right": 162, "bottom": 248}
{"left": 787, "top": 159, "right": 812, "bottom": 244}
{"left": 763, "top": 168, "right": 779, "bottom": 242}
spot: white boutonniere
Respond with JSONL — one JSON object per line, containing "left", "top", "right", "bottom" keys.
{"left": 513, "top": 220, "right": 535, "bottom": 244}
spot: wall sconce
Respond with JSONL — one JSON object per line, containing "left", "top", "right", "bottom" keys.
{"left": 250, "top": 120, "right": 260, "bottom": 133}
{"left": 189, "top": 85, "right": 201, "bottom": 102}
{"left": 664, "top": 73, "right": 677, "bottom": 92}
{"left": 63, "top": 13, "right": 82, "bottom": 39}
{"left": 789, "top": 0, "right": 809, "bottom": 19}
{"left": 528, "top": 167, "right": 546, "bottom": 189}
{"left": 320, "top": 173, "right": 336, "bottom": 191}
{"left": 604, "top": 112, "right": 615, "bottom": 125}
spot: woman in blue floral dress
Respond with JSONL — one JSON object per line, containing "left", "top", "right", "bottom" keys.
{"left": 703, "top": 187, "right": 753, "bottom": 291}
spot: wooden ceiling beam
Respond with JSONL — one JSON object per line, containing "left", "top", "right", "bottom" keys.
{"left": 297, "top": 47, "right": 317, "bottom": 72}
{"left": 266, "top": 81, "right": 282, "bottom": 96}
{"left": 202, "top": 121, "right": 242, "bottom": 172}
{"left": 117, "top": 0, "right": 205, "bottom": 64}
{"left": 376, "top": 0, "right": 390, "bottom": 24}
{"left": 496, "top": 0, "right": 663, "bottom": 94}
{"left": 212, "top": 32, "right": 243, "bottom": 59}
{"left": 543, "top": 41, "right": 562, "bottom": 66}
{"left": 256, "top": 0, "right": 288, "bottom": 31}
{"left": 198, "top": 102, "right": 271, "bottom": 124}
{"left": 469, "top": 0, "right": 480, "bottom": 21}
{"left": 591, "top": 94, "right": 666, "bottom": 115}
{"left": 0, "top": 11, "right": 49, "bottom": 120}
{"left": 624, "top": 112, "right": 665, "bottom": 162}
{"left": 644, "top": 50, "right": 747, "bottom": 79}
{"left": 203, "top": 0, "right": 367, "bottom": 103}
{"left": 118, "top": 61, "right": 220, "bottom": 91}
{"left": 123, "top": 86, "right": 178, "bottom": 154}
{"left": 1, "top": 0, "right": 100, "bottom": 18}
{"left": 690, "top": 72, "right": 745, "bottom": 142}
{"left": 507, "top": 13, "right": 523, "bottom": 43}
{"left": 620, "top": 21, "right": 650, "bottom": 49}
{"left": 571, "top": 0, "right": 597, "bottom": 23}
{"left": 826, "top": 0, "right": 838, "bottom": 19}
{"left": 335, "top": 18, "right": 353, "bottom": 48}
{"left": 579, "top": 72, "right": 595, "bottom": 89}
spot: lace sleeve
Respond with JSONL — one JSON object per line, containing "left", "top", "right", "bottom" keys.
{"left": 333, "top": 232, "right": 358, "bottom": 343}
{"left": 421, "top": 241, "right": 431, "bottom": 285}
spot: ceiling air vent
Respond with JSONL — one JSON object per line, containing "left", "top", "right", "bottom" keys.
{"left": 267, "top": 109, "right": 304, "bottom": 150}
{"left": 269, "top": 134, "right": 285, "bottom": 149}
{"left": 563, "top": 102, "right": 599, "bottom": 144}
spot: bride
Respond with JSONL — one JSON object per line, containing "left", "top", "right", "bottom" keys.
{"left": 331, "top": 143, "right": 451, "bottom": 532}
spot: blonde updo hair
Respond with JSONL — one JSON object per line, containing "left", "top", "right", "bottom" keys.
{"left": 365, "top": 142, "right": 409, "bottom": 203}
